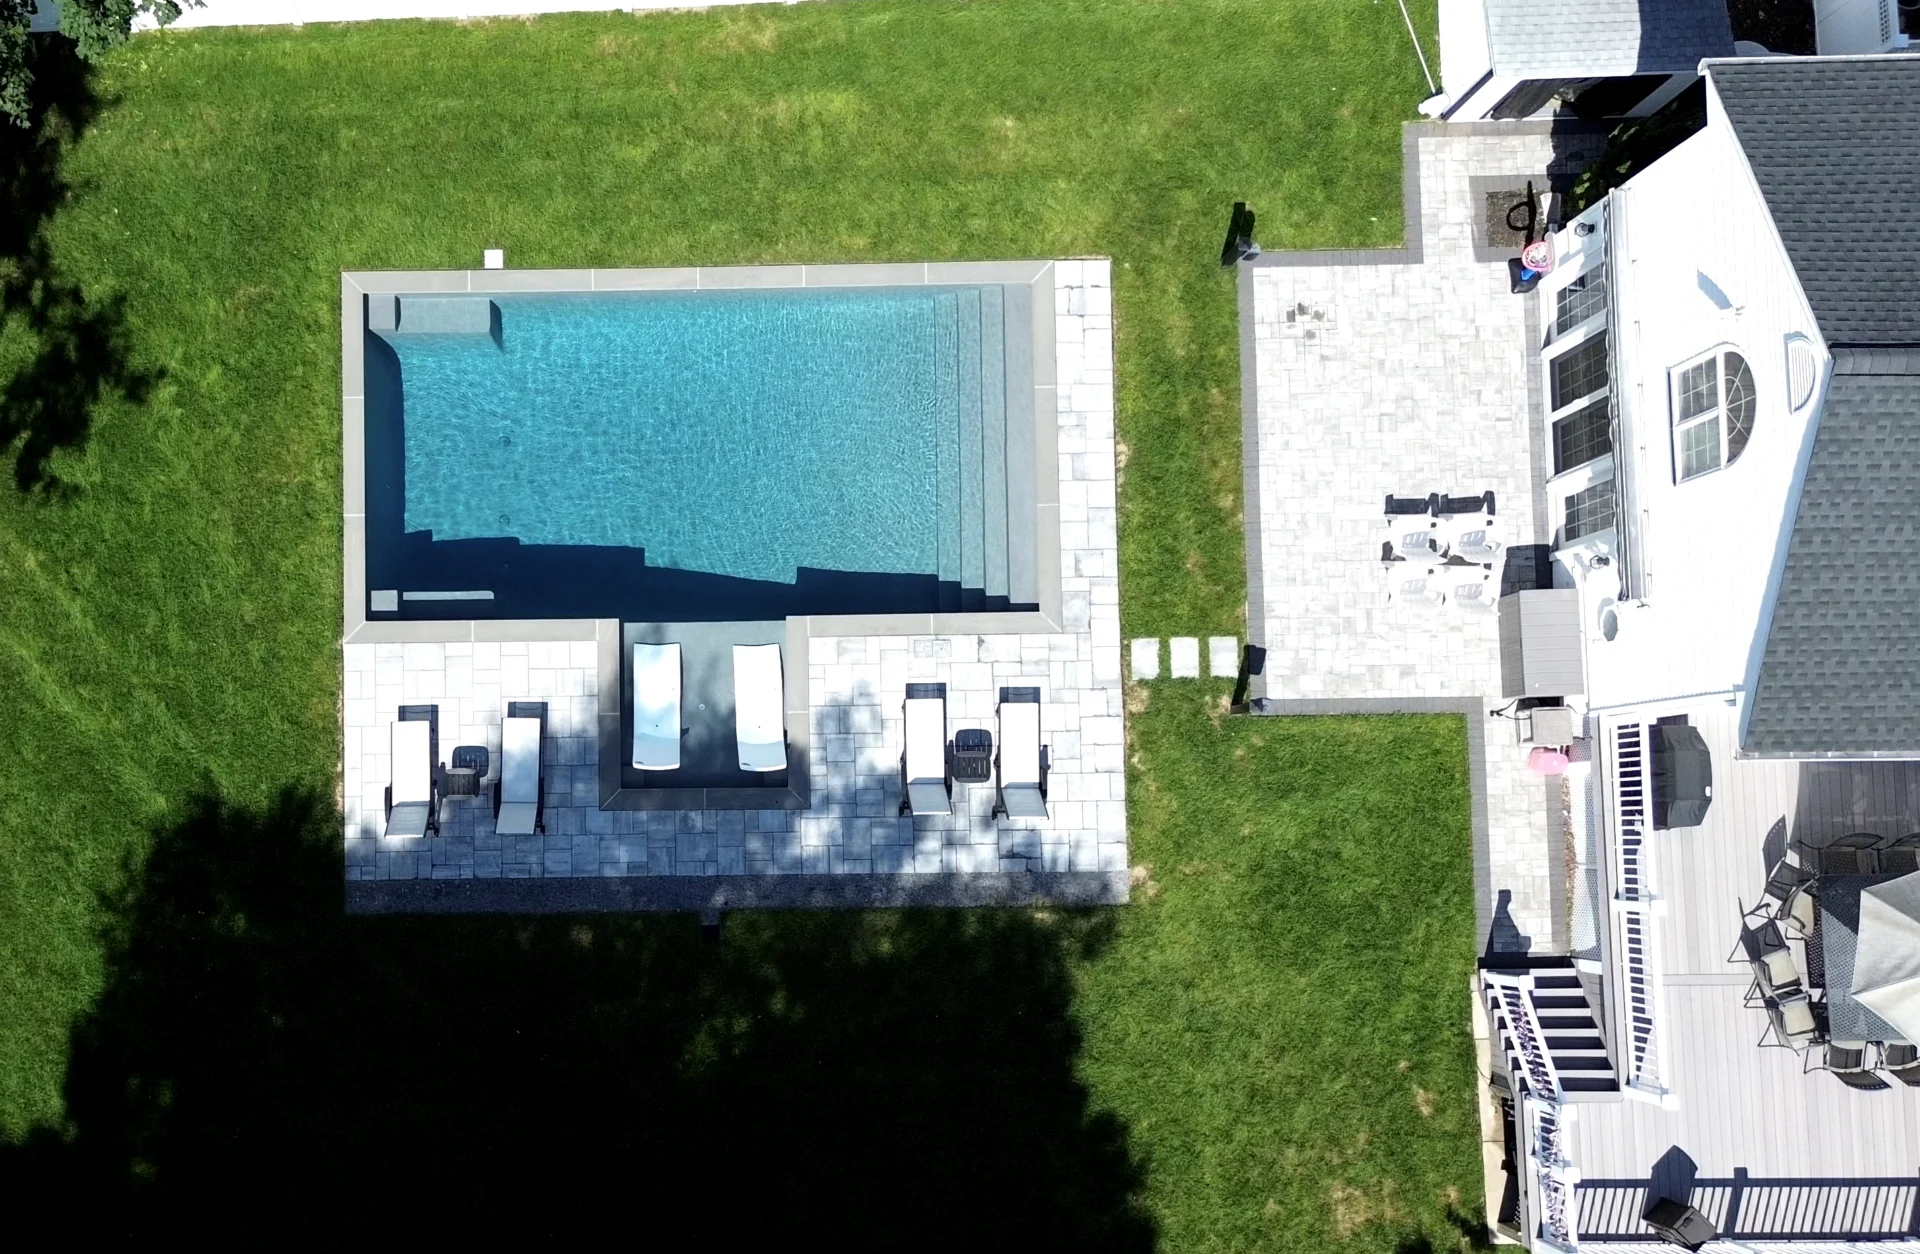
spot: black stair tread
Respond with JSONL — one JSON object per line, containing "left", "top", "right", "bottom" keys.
{"left": 1544, "top": 1036, "right": 1607, "bottom": 1051}
{"left": 1560, "top": 1076, "right": 1623, "bottom": 1091}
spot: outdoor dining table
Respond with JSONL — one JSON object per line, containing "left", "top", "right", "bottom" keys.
{"left": 1819, "top": 874, "right": 1903, "bottom": 1042}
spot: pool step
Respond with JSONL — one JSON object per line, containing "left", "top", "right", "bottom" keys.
{"left": 1003, "top": 282, "right": 1038, "bottom": 608}
{"left": 957, "top": 288, "right": 985, "bottom": 608}
{"left": 932, "top": 282, "right": 1035, "bottom": 612}
{"left": 980, "top": 285, "right": 1009, "bottom": 604}
{"left": 933, "top": 291, "right": 962, "bottom": 595}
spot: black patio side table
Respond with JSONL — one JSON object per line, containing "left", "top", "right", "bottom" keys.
{"left": 950, "top": 729, "right": 993, "bottom": 785}
{"left": 444, "top": 745, "right": 490, "bottom": 798}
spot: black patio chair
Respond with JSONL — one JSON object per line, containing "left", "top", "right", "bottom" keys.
{"left": 1437, "top": 490, "right": 1496, "bottom": 519}
{"left": 1882, "top": 1042, "right": 1920, "bottom": 1087}
{"left": 1810, "top": 832, "right": 1882, "bottom": 876}
{"left": 1879, "top": 833, "right": 1920, "bottom": 877}
{"left": 1643, "top": 1197, "right": 1716, "bottom": 1251}
{"left": 1809, "top": 1040, "right": 1890, "bottom": 1090}
{"left": 1383, "top": 493, "right": 1438, "bottom": 518}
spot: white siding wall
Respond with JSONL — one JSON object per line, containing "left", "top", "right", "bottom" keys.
{"left": 1577, "top": 96, "right": 1830, "bottom": 713}
{"left": 1814, "top": 0, "right": 1903, "bottom": 54}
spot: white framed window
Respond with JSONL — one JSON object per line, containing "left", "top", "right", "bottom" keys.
{"left": 1553, "top": 268, "right": 1607, "bottom": 339}
{"left": 1563, "top": 478, "right": 1616, "bottom": 543}
{"left": 1668, "top": 346, "right": 1755, "bottom": 482}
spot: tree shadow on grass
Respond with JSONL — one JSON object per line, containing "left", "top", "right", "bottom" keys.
{"left": 0, "top": 37, "right": 157, "bottom": 496}
{"left": 0, "top": 787, "right": 1154, "bottom": 1246}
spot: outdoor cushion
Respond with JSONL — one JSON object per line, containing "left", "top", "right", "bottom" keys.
{"left": 633, "top": 642, "right": 682, "bottom": 770}
{"left": 733, "top": 644, "right": 787, "bottom": 773}
{"left": 496, "top": 714, "right": 542, "bottom": 837}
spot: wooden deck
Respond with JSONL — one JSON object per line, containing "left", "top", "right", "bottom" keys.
{"left": 1572, "top": 701, "right": 1920, "bottom": 1190}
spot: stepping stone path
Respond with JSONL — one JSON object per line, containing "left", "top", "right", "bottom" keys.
{"left": 1129, "top": 636, "right": 1242, "bottom": 683}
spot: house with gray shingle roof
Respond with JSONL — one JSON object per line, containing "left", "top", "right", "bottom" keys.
{"left": 1427, "top": 0, "right": 1734, "bottom": 120}
{"left": 1477, "top": 54, "right": 1920, "bottom": 1253}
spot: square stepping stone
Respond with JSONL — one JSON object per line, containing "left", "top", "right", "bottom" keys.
{"left": 1209, "top": 636, "right": 1240, "bottom": 678}
{"left": 1169, "top": 637, "right": 1201, "bottom": 678}
{"left": 1130, "top": 638, "right": 1161, "bottom": 681}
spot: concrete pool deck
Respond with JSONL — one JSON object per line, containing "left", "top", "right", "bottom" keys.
{"left": 340, "top": 258, "right": 1126, "bottom": 911}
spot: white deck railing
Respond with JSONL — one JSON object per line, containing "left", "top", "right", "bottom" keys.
{"left": 1485, "top": 970, "right": 1564, "bottom": 1101}
{"left": 1524, "top": 1096, "right": 1581, "bottom": 1253}
{"left": 1607, "top": 720, "right": 1670, "bottom": 1103}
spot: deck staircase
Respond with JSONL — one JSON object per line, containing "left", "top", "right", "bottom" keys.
{"left": 1484, "top": 959, "right": 1621, "bottom": 1101}
{"left": 931, "top": 285, "right": 1038, "bottom": 611}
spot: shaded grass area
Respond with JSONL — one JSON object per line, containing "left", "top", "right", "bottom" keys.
{"left": 0, "top": 689, "right": 1480, "bottom": 1250}
{"left": 0, "top": 1, "right": 1476, "bottom": 1245}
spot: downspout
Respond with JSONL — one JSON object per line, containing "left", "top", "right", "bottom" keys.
{"left": 1603, "top": 187, "right": 1647, "bottom": 602}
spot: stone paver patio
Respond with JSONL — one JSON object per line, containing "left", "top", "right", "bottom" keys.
{"left": 1240, "top": 121, "right": 1604, "bottom": 950}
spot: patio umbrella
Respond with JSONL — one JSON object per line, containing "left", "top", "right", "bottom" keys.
{"left": 1852, "top": 871, "right": 1920, "bottom": 1042}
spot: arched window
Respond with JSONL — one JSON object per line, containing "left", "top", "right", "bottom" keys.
{"left": 1670, "top": 347, "right": 1756, "bottom": 481}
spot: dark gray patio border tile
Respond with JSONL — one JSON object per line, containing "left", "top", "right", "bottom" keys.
{"left": 695, "top": 264, "right": 807, "bottom": 288}
{"left": 803, "top": 262, "right": 927, "bottom": 286}
{"left": 342, "top": 397, "right": 365, "bottom": 515}
{"left": 591, "top": 267, "right": 699, "bottom": 290}
{"left": 345, "top": 870, "right": 1131, "bottom": 915}
{"left": 927, "top": 260, "right": 1052, "bottom": 285}
{"left": 340, "top": 276, "right": 364, "bottom": 401}
{"left": 468, "top": 268, "right": 599, "bottom": 292}
{"left": 353, "top": 270, "right": 474, "bottom": 293}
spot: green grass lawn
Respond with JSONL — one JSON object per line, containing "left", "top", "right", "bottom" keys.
{"left": 0, "top": 2, "right": 1480, "bottom": 1246}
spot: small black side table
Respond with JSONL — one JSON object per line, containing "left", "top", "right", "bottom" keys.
{"left": 950, "top": 729, "right": 993, "bottom": 785}
{"left": 443, "top": 745, "right": 490, "bottom": 797}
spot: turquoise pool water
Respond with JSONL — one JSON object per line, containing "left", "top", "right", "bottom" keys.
{"left": 383, "top": 288, "right": 996, "bottom": 586}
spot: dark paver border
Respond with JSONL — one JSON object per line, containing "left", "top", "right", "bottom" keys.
{"left": 345, "top": 869, "right": 1131, "bottom": 914}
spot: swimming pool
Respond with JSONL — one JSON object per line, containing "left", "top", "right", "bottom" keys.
{"left": 362, "top": 281, "right": 1037, "bottom": 620}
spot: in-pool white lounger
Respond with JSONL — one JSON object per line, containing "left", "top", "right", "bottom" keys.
{"left": 633, "top": 642, "right": 683, "bottom": 770}
{"left": 733, "top": 644, "right": 788, "bottom": 773}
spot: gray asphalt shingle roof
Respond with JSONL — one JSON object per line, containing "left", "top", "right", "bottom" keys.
{"left": 1483, "top": 0, "right": 1731, "bottom": 76}
{"left": 1714, "top": 57, "right": 1920, "bottom": 346}
{"left": 1746, "top": 352, "right": 1920, "bottom": 757}
{"left": 1716, "top": 58, "right": 1920, "bottom": 756}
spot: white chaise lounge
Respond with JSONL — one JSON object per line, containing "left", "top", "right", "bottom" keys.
{"left": 899, "top": 682, "right": 951, "bottom": 816}
{"left": 633, "top": 642, "right": 682, "bottom": 770}
{"left": 495, "top": 701, "right": 546, "bottom": 837}
{"left": 385, "top": 712, "right": 440, "bottom": 837}
{"left": 993, "top": 687, "right": 1050, "bottom": 819}
{"left": 733, "top": 643, "right": 788, "bottom": 773}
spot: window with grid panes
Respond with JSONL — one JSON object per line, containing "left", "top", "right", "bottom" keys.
{"left": 1670, "top": 348, "right": 1756, "bottom": 481}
